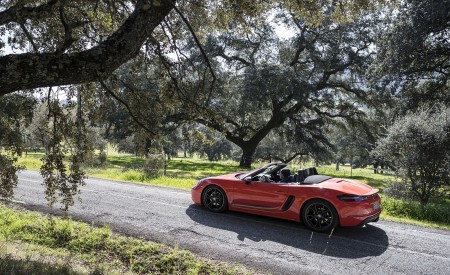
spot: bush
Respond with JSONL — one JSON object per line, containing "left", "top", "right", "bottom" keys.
{"left": 143, "top": 150, "right": 165, "bottom": 177}
{"left": 98, "top": 151, "right": 107, "bottom": 165}
{"left": 384, "top": 181, "right": 415, "bottom": 200}
{"left": 373, "top": 105, "right": 450, "bottom": 204}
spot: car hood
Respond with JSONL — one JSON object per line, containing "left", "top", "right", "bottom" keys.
{"left": 207, "top": 172, "right": 242, "bottom": 181}
{"left": 318, "top": 177, "right": 379, "bottom": 195}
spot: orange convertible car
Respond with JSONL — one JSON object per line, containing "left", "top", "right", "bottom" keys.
{"left": 191, "top": 163, "right": 381, "bottom": 232}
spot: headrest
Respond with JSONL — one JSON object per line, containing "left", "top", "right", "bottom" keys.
{"left": 280, "top": 168, "right": 291, "bottom": 177}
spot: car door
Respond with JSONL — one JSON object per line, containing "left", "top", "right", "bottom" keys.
{"left": 231, "top": 179, "right": 289, "bottom": 211}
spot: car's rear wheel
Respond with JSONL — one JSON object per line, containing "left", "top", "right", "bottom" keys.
{"left": 202, "top": 185, "right": 228, "bottom": 212}
{"left": 301, "top": 199, "right": 339, "bottom": 232}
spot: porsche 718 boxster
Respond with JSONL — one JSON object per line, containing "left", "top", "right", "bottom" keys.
{"left": 191, "top": 162, "right": 381, "bottom": 232}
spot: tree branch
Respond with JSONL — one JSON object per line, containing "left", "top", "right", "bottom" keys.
{"left": 0, "top": 0, "right": 175, "bottom": 95}
{"left": 19, "top": 22, "right": 39, "bottom": 52}
{"left": 100, "top": 81, "right": 156, "bottom": 136}
{"left": 55, "top": 1, "right": 77, "bottom": 55}
{"left": 0, "top": 0, "right": 60, "bottom": 26}
{"left": 171, "top": 4, "right": 216, "bottom": 102}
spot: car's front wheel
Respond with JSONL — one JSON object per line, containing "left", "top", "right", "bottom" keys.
{"left": 202, "top": 185, "right": 228, "bottom": 212}
{"left": 301, "top": 199, "right": 339, "bottom": 232}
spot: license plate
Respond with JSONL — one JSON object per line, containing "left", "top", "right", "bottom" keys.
{"left": 373, "top": 201, "right": 380, "bottom": 210}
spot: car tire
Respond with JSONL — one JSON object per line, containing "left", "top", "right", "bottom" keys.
{"left": 202, "top": 185, "right": 228, "bottom": 212}
{"left": 301, "top": 199, "right": 339, "bottom": 232}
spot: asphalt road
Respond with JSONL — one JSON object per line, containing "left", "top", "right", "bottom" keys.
{"left": 11, "top": 170, "right": 450, "bottom": 275}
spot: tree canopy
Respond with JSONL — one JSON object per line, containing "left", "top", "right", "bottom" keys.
{"left": 0, "top": 0, "right": 385, "bottom": 95}
{"left": 8, "top": 0, "right": 445, "bottom": 208}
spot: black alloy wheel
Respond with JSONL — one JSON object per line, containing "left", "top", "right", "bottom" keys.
{"left": 302, "top": 199, "right": 339, "bottom": 232}
{"left": 202, "top": 185, "right": 228, "bottom": 212}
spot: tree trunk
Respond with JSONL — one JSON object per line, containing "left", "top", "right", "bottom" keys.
{"left": 239, "top": 143, "right": 258, "bottom": 168}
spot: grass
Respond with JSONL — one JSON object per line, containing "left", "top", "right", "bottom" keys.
{"left": 0, "top": 204, "right": 250, "bottom": 274}
{"left": 380, "top": 197, "right": 450, "bottom": 229}
{"left": 16, "top": 152, "right": 43, "bottom": 170}
{"left": 17, "top": 153, "right": 241, "bottom": 189}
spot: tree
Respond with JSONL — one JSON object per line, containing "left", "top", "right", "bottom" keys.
{"left": 329, "top": 108, "right": 385, "bottom": 170}
{"left": 0, "top": 0, "right": 387, "bottom": 205}
{"left": 195, "top": 128, "right": 233, "bottom": 162}
{"left": 0, "top": 0, "right": 173, "bottom": 94}
{"left": 372, "top": 105, "right": 450, "bottom": 204}
{"left": 254, "top": 117, "right": 333, "bottom": 164}
{"left": 173, "top": 11, "right": 379, "bottom": 168}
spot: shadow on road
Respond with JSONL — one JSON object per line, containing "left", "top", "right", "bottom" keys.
{"left": 186, "top": 204, "right": 389, "bottom": 258}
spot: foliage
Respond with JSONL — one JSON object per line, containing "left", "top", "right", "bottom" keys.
{"left": 372, "top": 105, "right": 450, "bottom": 204}
{"left": 0, "top": 155, "right": 23, "bottom": 200}
{"left": 372, "top": 0, "right": 450, "bottom": 112}
{"left": 143, "top": 149, "right": 166, "bottom": 177}
{"left": 254, "top": 123, "right": 333, "bottom": 164}
{"left": 329, "top": 110, "right": 386, "bottom": 169}
{"left": 381, "top": 197, "right": 450, "bottom": 226}
{"left": 0, "top": 0, "right": 385, "bottom": 94}
{"left": 0, "top": 93, "right": 35, "bottom": 200}
{"left": 373, "top": 0, "right": 450, "bottom": 80}
{"left": 188, "top": 127, "right": 233, "bottom": 162}
{"left": 39, "top": 96, "right": 88, "bottom": 211}
{"left": 383, "top": 181, "right": 416, "bottom": 201}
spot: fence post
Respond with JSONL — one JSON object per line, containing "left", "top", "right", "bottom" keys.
{"left": 164, "top": 153, "right": 167, "bottom": 176}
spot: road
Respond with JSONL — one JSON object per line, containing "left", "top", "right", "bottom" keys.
{"left": 11, "top": 170, "right": 450, "bottom": 275}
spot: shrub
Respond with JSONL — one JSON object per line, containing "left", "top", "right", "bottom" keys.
{"left": 384, "top": 181, "right": 415, "bottom": 200}
{"left": 373, "top": 105, "right": 450, "bottom": 204}
{"left": 143, "top": 150, "right": 165, "bottom": 177}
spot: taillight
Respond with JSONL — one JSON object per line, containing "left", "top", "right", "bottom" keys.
{"left": 337, "top": 194, "right": 369, "bottom": 202}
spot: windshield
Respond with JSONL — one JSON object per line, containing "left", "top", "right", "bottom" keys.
{"left": 235, "top": 163, "right": 286, "bottom": 179}
{"left": 235, "top": 167, "right": 260, "bottom": 179}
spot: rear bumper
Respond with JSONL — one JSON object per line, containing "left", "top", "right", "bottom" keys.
{"left": 340, "top": 208, "right": 382, "bottom": 227}
{"left": 338, "top": 194, "right": 382, "bottom": 227}
{"left": 360, "top": 212, "right": 380, "bottom": 225}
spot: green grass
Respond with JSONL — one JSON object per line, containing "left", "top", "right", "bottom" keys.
{"left": 16, "top": 152, "right": 43, "bottom": 170}
{"left": 380, "top": 197, "right": 450, "bottom": 230}
{"left": 17, "top": 154, "right": 240, "bottom": 189}
{"left": 0, "top": 204, "right": 250, "bottom": 274}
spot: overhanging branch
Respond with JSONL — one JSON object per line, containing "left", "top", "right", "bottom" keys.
{"left": 0, "top": 0, "right": 175, "bottom": 95}
{"left": 100, "top": 81, "right": 156, "bottom": 136}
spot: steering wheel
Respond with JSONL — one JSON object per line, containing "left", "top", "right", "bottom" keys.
{"left": 259, "top": 174, "right": 272, "bottom": 182}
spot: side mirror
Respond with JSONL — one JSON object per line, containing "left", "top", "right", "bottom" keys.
{"left": 244, "top": 176, "right": 252, "bottom": 184}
